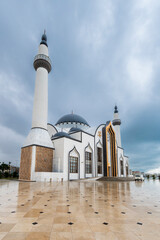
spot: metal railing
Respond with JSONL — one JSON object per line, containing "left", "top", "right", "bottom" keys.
{"left": 34, "top": 54, "right": 51, "bottom": 65}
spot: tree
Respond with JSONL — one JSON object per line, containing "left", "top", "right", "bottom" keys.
{"left": 0, "top": 163, "right": 9, "bottom": 172}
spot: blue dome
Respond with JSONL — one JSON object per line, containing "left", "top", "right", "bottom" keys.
{"left": 55, "top": 113, "right": 89, "bottom": 127}
{"left": 69, "top": 127, "right": 82, "bottom": 133}
{"left": 51, "top": 132, "right": 71, "bottom": 140}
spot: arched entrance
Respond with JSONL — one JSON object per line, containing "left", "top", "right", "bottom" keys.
{"left": 103, "top": 122, "right": 117, "bottom": 177}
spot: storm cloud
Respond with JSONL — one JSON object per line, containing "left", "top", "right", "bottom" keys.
{"left": 0, "top": 0, "right": 160, "bottom": 172}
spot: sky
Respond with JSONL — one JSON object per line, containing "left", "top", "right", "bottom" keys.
{"left": 0, "top": 0, "right": 160, "bottom": 173}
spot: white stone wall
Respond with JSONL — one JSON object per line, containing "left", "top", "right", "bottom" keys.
{"left": 51, "top": 132, "right": 94, "bottom": 181}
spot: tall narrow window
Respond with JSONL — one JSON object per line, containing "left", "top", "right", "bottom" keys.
{"left": 85, "top": 152, "right": 92, "bottom": 174}
{"left": 120, "top": 160, "right": 123, "bottom": 175}
{"left": 97, "top": 147, "right": 102, "bottom": 174}
{"left": 70, "top": 156, "right": 78, "bottom": 173}
{"left": 126, "top": 166, "right": 128, "bottom": 176}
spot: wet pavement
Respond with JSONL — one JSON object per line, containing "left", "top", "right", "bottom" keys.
{"left": 0, "top": 179, "right": 160, "bottom": 240}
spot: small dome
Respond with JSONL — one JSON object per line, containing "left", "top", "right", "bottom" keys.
{"left": 55, "top": 113, "right": 89, "bottom": 128}
{"left": 51, "top": 132, "right": 71, "bottom": 140}
{"left": 69, "top": 127, "right": 82, "bottom": 133}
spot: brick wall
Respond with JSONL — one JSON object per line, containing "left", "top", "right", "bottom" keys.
{"left": 19, "top": 146, "right": 32, "bottom": 180}
{"left": 35, "top": 146, "right": 53, "bottom": 172}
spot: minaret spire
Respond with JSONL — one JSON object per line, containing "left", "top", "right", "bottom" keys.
{"left": 40, "top": 30, "right": 48, "bottom": 47}
{"left": 23, "top": 32, "right": 52, "bottom": 148}
{"left": 114, "top": 105, "right": 118, "bottom": 113}
{"left": 112, "top": 105, "right": 122, "bottom": 147}
{"left": 20, "top": 32, "right": 53, "bottom": 181}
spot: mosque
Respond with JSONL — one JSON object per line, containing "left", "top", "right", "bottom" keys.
{"left": 19, "top": 33, "right": 130, "bottom": 182}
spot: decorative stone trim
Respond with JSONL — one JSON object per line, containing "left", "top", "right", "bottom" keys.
{"left": 35, "top": 146, "right": 53, "bottom": 172}
{"left": 19, "top": 146, "right": 32, "bottom": 180}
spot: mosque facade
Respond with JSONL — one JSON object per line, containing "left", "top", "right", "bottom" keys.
{"left": 19, "top": 33, "right": 130, "bottom": 182}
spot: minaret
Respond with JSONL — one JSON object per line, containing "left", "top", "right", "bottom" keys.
{"left": 23, "top": 31, "right": 53, "bottom": 148}
{"left": 19, "top": 32, "right": 53, "bottom": 181}
{"left": 112, "top": 105, "right": 122, "bottom": 147}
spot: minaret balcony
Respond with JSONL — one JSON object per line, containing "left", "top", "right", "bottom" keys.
{"left": 112, "top": 119, "right": 121, "bottom": 126}
{"left": 34, "top": 54, "right": 52, "bottom": 73}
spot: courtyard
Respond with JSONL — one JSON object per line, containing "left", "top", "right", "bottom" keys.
{"left": 0, "top": 179, "right": 159, "bottom": 240}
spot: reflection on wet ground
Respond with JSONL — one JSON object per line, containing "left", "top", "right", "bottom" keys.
{"left": 0, "top": 179, "right": 160, "bottom": 239}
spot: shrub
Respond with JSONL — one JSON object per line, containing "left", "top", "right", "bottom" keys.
{"left": 152, "top": 174, "right": 156, "bottom": 180}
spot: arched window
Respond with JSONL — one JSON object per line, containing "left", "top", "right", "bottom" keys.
{"left": 70, "top": 156, "right": 78, "bottom": 173}
{"left": 84, "top": 144, "right": 93, "bottom": 175}
{"left": 85, "top": 152, "right": 92, "bottom": 174}
{"left": 96, "top": 140, "right": 103, "bottom": 175}
{"left": 120, "top": 160, "right": 123, "bottom": 175}
{"left": 68, "top": 147, "right": 80, "bottom": 177}
{"left": 97, "top": 147, "right": 102, "bottom": 174}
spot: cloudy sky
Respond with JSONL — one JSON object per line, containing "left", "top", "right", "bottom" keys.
{"left": 0, "top": 0, "right": 160, "bottom": 173}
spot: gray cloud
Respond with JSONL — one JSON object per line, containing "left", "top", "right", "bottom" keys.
{"left": 0, "top": 0, "right": 160, "bottom": 171}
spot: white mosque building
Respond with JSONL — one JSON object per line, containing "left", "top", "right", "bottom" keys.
{"left": 19, "top": 32, "right": 130, "bottom": 182}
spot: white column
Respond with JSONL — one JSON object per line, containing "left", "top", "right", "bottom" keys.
{"left": 32, "top": 67, "right": 48, "bottom": 129}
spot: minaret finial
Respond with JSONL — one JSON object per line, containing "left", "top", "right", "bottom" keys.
{"left": 114, "top": 105, "right": 118, "bottom": 113}
{"left": 40, "top": 30, "right": 48, "bottom": 47}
